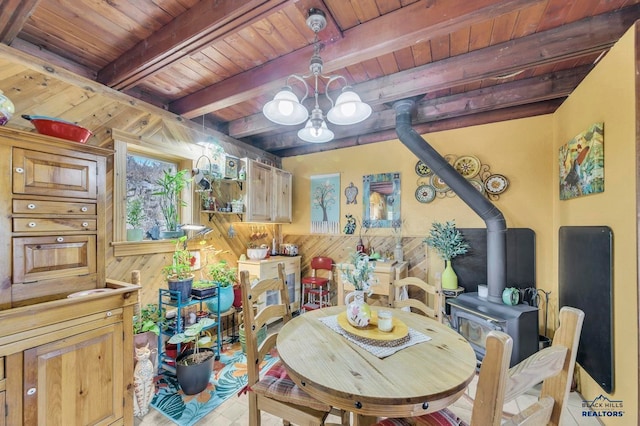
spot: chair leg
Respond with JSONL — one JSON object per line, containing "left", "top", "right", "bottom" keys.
{"left": 248, "top": 392, "right": 260, "bottom": 426}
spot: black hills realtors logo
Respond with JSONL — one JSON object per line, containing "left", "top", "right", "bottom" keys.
{"left": 582, "top": 394, "right": 624, "bottom": 418}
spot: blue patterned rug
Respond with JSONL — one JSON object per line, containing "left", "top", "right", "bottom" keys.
{"left": 150, "top": 342, "right": 278, "bottom": 426}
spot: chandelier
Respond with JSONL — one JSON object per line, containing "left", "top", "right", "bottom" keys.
{"left": 262, "top": 8, "right": 372, "bottom": 143}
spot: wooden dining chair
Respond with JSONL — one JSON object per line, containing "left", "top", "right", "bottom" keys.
{"left": 373, "top": 306, "right": 584, "bottom": 426}
{"left": 239, "top": 263, "right": 331, "bottom": 426}
{"left": 389, "top": 276, "right": 442, "bottom": 321}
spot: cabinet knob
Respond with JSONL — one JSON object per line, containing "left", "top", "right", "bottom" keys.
{"left": 15, "top": 167, "right": 24, "bottom": 174}
{"left": 27, "top": 387, "right": 37, "bottom": 396}
{"left": 56, "top": 237, "right": 64, "bottom": 242}
{"left": 82, "top": 222, "right": 89, "bottom": 227}
{"left": 27, "top": 203, "right": 36, "bottom": 210}
{"left": 81, "top": 206, "right": 88, "bottom": 212}
{"left": 28, "top": 222, "right": 37, "bottom": 228}
{"left": 106, "top": 311, "right": 113, "bottom": 317}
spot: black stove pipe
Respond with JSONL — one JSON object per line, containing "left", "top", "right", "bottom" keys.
{"left": 393, "top": 99, "right": 507, "bottom": 304}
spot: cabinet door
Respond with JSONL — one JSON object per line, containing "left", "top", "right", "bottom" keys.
{"left": 245, "top": 161, "right": 273, "bottom": 222}
{"left": 13, "top": 235, "right": 96, "bottom": 283}
{"left": 23, "top": 323, "right": 124, "bottom": 425}
{"left": 272, "top": 168, "right": 292, "bottom": 223}
{"left": 12, "top": 148, "right": 97, "bottom": 199}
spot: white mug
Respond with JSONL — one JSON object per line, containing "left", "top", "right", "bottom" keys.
{"left": 377, "top": 310, "right": 393, "bottom": 332}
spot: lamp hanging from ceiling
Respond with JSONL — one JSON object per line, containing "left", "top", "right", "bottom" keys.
{"left": 262, "top": 8, "right": 372, "bottom": 143}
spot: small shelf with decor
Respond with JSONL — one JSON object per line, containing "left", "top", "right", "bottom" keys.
{"left": 157, "top": 288, "right": 222, "bottom": 373}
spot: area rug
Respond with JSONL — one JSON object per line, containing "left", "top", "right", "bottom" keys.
{"left": 150, "top": 342, "right": 278, "bottom": 426}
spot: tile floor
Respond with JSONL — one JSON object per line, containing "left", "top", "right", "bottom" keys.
{"left": 137, "top": 318, "right": 602, "bottom": 425}
{"left": 136, "top": 368, "right": 601, "bottom": 425}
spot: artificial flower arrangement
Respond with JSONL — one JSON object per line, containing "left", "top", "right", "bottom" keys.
{"left": 423, "top": 220, "right": 470, "bottom": 261}
{"left": 339, "top": 251, "right": 378, "bottom": 295}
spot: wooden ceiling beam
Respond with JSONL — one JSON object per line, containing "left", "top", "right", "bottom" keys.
{"left": 97, "top": 0, "right": 290, "bottom": 90}
{"left": 170, "top": 0, "right": 545, "bottom": 118}
{"left": 249, "top": 66, "right": 589, "bottom": 152}
{"left": 0, "top": 0, "right": 40, "bottom": 44}
{"left": 271, "top": 100, "right": 563, "bottom": 157}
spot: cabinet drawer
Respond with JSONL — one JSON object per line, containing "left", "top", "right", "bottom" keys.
{"left": 13, "top": 235, "right": 96, "bottom": 283}
{"left": 12, "top": 148, "right": 97, "bottom": 199}
{"left": 13, "top": 199, "right": 96, "bottom": 215}
{"left": 13, "top": 218, "right": 97, "bottom": 232}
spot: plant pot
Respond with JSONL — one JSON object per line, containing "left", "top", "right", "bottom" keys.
{"left": 191, "top": 285, "right": 216, "bottom": 299}
{"left": 127, "top": 228, "right": 144, "bottom": 241}
{"left": 441, "top": 260, "right": 458, "bottom": 290}
{"left": 233, "top": 285, "right": 242, "bottom": 308}
{"left": 167, "top": 276, "right": 194, "bottom": 302}
{"left": 175, "top": 347, "right": 215, "bottom": 395}
{"left": 206, "top": 285, "right": 234, "bottom": 314}
{"left": 239, "top": 323, "right": 267, "bottom": 354}
{"left": 160, "top": 230, "right": 185, "bottom": 239}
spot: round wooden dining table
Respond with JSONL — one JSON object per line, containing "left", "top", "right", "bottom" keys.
{"left": 276, "top": 306, "right": 477, "bottom": 426}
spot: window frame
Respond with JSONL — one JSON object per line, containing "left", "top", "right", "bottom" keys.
{"left": 111, "top": 129, "right": 201, "bottom": 257}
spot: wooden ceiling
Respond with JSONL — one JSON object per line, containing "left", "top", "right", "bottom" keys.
{"left": 1, "top": 0, "right": 639, "bottom": 157}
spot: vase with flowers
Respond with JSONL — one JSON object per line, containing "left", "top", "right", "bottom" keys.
{"left": 340, "top": 251, "right": 378, "bottom": 328}
{"left": 423, "top": 220, "right": 470, "bottom": 290}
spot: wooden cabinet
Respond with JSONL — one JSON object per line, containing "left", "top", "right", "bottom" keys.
{"left": 0, "top": 127, "right": 140, "bottom": 425}
{"left": 1, "top": 128, "right": 109, "bottom": 307}
{"left": 336, "top": 261, "right": 408, "bottom": 306}
{"left": 243, "top": 159, "right": 292, "bottom": 223}
{"left": 238, "top": 256, "right": 301, "bottom": 312}
{"left": 1, "top": 282, "right": 139, "bottom": 426}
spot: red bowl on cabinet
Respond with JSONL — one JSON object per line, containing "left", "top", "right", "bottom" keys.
{"left": 22, "top": 114, "right": 93, "bottom": 143}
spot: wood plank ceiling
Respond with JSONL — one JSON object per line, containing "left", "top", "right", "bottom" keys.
{"left": 1, "top": 0, "right": 639, "bottom": 157}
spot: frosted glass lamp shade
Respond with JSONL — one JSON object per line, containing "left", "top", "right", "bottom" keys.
{"left": 327, "top": 89, "right": 372, "bottom": 125}
{"left": 262, "top": 88, "right": 308, "bottom": 125}
{"left": 297, "top": 119, "right": 334, "bottom": 143}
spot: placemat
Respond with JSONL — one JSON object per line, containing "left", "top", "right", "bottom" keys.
{"left": 319, "top": 314, "right": 431, "bottom": 359}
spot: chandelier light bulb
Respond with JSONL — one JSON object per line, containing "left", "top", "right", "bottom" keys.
{"left": 327, "top": 88, "right": 372, "bottom": 125}
{"left": 298, "top": 119, "right": 334, "bottom": 143}
{"left": 262, "top": 87, "right": 308, "bottom": 125}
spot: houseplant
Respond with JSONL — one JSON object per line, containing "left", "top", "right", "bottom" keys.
{"left": 126, "top": 197, "right": 145, "bottom": 241}
{"left": 423, "top": 220, "right": 470, "bottom": 290}
{"left": 167, "top": 317, "right": 217, "bottom": 395}
{"left": 339, "top": 251, "right": 377, "bottom": 328}
{"left": 162, "top": 236, "right": 196, "bottom": 302}
{"left": 153, "top": 168, "right": 191, "bottom": 239}
{"left": 205, "top": 260, "right": 237, "bottom": 313}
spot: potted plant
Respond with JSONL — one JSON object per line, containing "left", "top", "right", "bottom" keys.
{"left": 162, "top": 236, "right": 196, "bottom": 302}
{"left": 133, "top": 303, "right": 166, "bottom": 375}
{"left": 167, "top": 318, "right": 217, "bottom": 395}
{"left": 153, "top": 168, "right": 191, "bottom": 239}
{"left": 423, "top": 220, "right": 470, "bottom": 290}
{"left": 126, "top": 198, "right": 145, "bottom": 241}
{"left": 205, "top": 260, "right": 237, "bottom": 313}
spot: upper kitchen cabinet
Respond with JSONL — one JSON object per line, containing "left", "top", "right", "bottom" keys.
{"left": 243, "top": 159, "right": 292, "bottom": 223}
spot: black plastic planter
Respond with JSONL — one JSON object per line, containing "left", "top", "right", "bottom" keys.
{"left": 175, "top": 347, "right": 215, "bottom": 395}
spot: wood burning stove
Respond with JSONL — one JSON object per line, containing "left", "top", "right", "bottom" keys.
{"left": 448, "top": 293, "right": 538, "bottom": 366}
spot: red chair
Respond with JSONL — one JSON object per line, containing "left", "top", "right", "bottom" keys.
{"left": 301, "top": 257, "right": 333, "bottom": 311}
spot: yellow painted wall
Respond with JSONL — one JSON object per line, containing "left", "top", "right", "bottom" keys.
{"left": 552, "top": 24, "right": 638, "bottom": 423}
{"left": 283, "top": 114, "right": 555, "bottom": 312}
{"left": 283, "top": 23, "right": 639, "bottom": 423}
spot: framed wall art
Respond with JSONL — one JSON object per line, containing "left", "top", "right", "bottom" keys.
{"left": 559, "top": 122, "right": 604, "bottom": 200}
{"left": 310, "top": 173, "right": 340, "bottom": 234}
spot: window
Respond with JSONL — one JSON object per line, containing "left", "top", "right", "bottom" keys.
{"left": 111, "top": 129, "right": 198, "bottom": 256}
{"left": 126, "top": 153, "right": 177, "bottom": 239}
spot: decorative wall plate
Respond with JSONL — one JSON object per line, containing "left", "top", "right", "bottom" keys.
{"left": 430, "top": 174, "right": 450, "bottom": 193}
{"left": 468, "top": 178, "right": 485, "bottom": 194}
{"left": 484, "top": 174, "right": 509, "bottom": 194}
{"left": 414, "top": 160, "right": 433, "bottom": 177}
{"left": 415, "top": 184, "right": 436, "bottom": 203}
{"left": 454, "top": 155, "right": 481, "bottom": 178}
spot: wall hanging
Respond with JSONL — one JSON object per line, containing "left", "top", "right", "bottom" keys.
{"left": 414, "top": 155, "right": 509, "bottom": 202}
{"left": 311, "top": 173, "right": 340, "bottom": 234}
{"left": 362, "top": 172, "right": 401, "bottom": 228}
{"left": 559, "top": 122, "right": 604, "bottom": 200}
